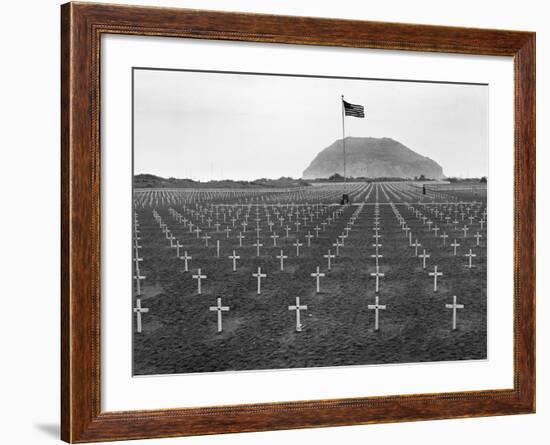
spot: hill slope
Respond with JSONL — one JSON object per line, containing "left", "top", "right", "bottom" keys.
{"left": 302, "top": 137, "right": 444, "bottom": 179}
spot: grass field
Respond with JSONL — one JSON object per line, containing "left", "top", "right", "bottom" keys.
{"left": 132, "top": 182, "right": 487, "bottom": 375}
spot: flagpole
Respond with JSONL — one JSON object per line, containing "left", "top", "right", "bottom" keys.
{"left": 341, "top": 95, "right": 346, "bottom": 193}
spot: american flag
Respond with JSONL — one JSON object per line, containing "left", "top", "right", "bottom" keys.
{"left": 343, "top": 99, "right": 365, "bottom": 118}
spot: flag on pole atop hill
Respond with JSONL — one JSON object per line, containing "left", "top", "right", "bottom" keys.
{"left": 343, "top": 99, "right": 365, "bottom": 118}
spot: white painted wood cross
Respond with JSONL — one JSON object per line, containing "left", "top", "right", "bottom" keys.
{"left": 445, "top": 295, "right": 464, "bottom": 330}
{"left": 333, "top": 240, "right": 343, "bottom": 256}
{"left": 192, "top": 268, "right": 207, "bottom": 294}
{"left": 419, "top": 249, "right": 430, "bottom": 269}
{"left": 428, "top": 266, "right": 443, "bottom": 292}
{"left": 368, "top": 296, "right": 386, "bottom": 331}
{"left": 133, "top": 298, "right": 149, "bottom": 333}
{"left": 305, "top": 232, "right": 314, "bottom": 247}
{"left": 370, "top": 252, "right": 383, "bottom": 268}
{"left": 270, "top": 232, "right": 279, "bottom": 247}
{"left": 324, "top": 249, "right": 335, "bottom": 270}
{"left": 252, "top": 267, "right": 267, "bottom": 294}
{"left": 474, "top": 232, "right": 482, "bottom": 246}
{"left": 451, "top": 239, "right": 460, "bottom": 256}
{"left": 175, "top": 240, "right": 183, "bottom": 257}
{"left": 133, "top": 272, "right": 146, "bottom": 296}
{"left": 209, "top": 297, "right": 230, "bottom": 333}
{"left": 412, "top": 239, "right": 421, "bottom": 256}
{"left": 180, "top": 251, "right": 192, "bottom": 272}
{"left": 441, "top": 232, "right": 448, "bottom": 247}
{"left": 276, "top": 249, "right": 288, "bottom": 271}
{"left": 293, "top": 239, "right": 303, "bottom": 256}
{"left": 253, "top": 239, "right": 263, "bottom": 257}
{"left": 370, "top": 266, "right": 385, "bottom": 292}
{"left": 310, "top": 266, "right": 325, "bottom": 293}
{"left": 228, "top": 250, "right": 240, "bottom": 271}
{"left": 288, "top": 297, "right": 308, "bottom": 332}
{"left": 237, "top": 232, "right": 245, "bottom": 247}
{"left": 464, "top": 249, "right": 477, "bottom": 268}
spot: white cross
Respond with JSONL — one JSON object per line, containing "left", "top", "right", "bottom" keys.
{"left": 412, "top": 239, "right": 421, "bottom": 257}
{"left": 428, "top": 265, "right": 443, "bottom": 292}
{"left": 368, "top": 295, "right": 386, "bottom": 331}
{"left": 288, "top": 297, "right": 308, "bottom": 332}
{"left": 216, "top": 240, "right": 221, "bottom": 257}
{"left": 462, "top": 225, "right": 469, "bottom": 238}
{"left": 474, "top": 232, "right": 482, "bottom": 246}
{"left": 445, "top": 295, "right": 464, "bottom": 330}
{"left": 237, "top": 232, "right": 245, "bottom": 247}
{"left": 133, "top": 273, "right": 146, "bottom": 296}
{"left": 314, "top": 226, "right": 321, "bottom": 238}
{"left": 293, "top": 239, "right": 303, "bottom": 256}
{"left": 333, "top": 240, "right": 343, "bottom": 256}
{"left": 370, "top": 252, "right": 383, "bottom": 268}
{"left": 276, "top": 249, "right": 288, "bottom": 271}
{"left": 285, "top": 226, "right": 291, "bottom": 237}
{"left": 252, "top": 267, "right": 267, "bottom": 294}
{"left": 305, "top": 232, "right": 314, "bottom": 247}
{"left": 180, "top": 251, "right": 192, "bottom": 272}
{"left": 253, "top": 239, "right": 263, "bottom": 257}
{"left": 310, "top": 266, "right": 325, "bottom": 293}
{"left": 174, "top": 240, "right": 184, "bottom": 257}
{"left": 202, "top": 233, "right": 211, "bottom": 247}
{"left": 450, "top": 239, "right": 460, "bottom": 256}
{"left": 209, "top": 297, "right": 230, "bottom": 333}
{"left": 464, "top": 249, "right": 477, "bottom": 268}
{"left": 370, "top": 266, "right": 385, "bottom": 292}
{"left": 228, "top": 250, "right": 240, "bottom": 271}
{"left": 192, "top": 268, "right": 207, "bottom": 294}
{"left": 324, "top": 249, "right": 335, "bottom": 270}
{"left": 418, "top": 249, "right": 430, "bottom": 269}
{"left": 133, "top": 298, "right": 149, "bottom": 333}
{"left": 433, "top": 226, "right": 440, "bottom": 236}
{"left": 441, "top": 232, "right": 448, "bottom": 247}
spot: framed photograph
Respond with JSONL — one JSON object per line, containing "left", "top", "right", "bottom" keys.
{"left": 61, "top": 2, "right": 535, "bottom": 442}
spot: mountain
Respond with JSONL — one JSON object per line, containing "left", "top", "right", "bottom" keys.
{"left": 302, "top": 137, "right": 444, "bottom": 180}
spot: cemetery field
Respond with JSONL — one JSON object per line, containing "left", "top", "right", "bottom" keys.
{"left": 132, "top": 182, "right": 487, "bottom": 375}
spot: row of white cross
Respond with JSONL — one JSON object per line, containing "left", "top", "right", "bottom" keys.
{"left": 133, "top": 293, "right": 465, "bottom": 334}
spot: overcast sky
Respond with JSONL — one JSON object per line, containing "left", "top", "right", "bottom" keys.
{"left": 134, "top": 68, "right": 488, "bottom": 180}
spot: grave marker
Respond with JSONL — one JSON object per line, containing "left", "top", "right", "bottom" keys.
{"left": 368, "top": 296, "right": 386, "bottom": 331}
{"left": 310, "top": 266, "right": 325, "bottom": 293}
{"left": 445, "top": 295, "right": 464, "bottom": 330}
{"left": 192, "top": 268, "right": 207, "bottom": 294}
{"left": 209, "top": 297, "right": 230, "bottom": 333}
{"left": 133, "top": 299, "right": 149, "bottom": 333}
{"left": 288, "top": 297, "right": 308, "bottom": 332}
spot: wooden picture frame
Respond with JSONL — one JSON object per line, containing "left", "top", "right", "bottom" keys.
{"left": 61, "top": 2, "right": 535, "bottom": 442}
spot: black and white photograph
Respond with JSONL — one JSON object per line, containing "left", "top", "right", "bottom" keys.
{"left": 131, "top": 67, "right": 488, "bottom": 376}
